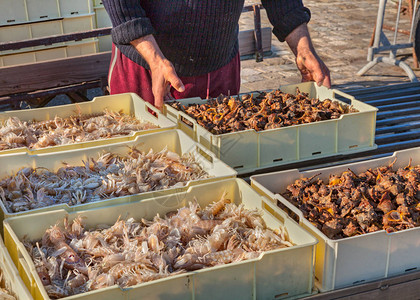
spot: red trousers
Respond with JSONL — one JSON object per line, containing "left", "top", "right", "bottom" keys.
{"left": 108, "top": 44, "right": 241, "bottom": 106}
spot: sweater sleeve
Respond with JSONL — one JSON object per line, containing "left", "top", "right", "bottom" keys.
{"left": 261, "top": 0, "right": 311, "bottom": 42}
{"left": 102, "top": 0, "right": 155, "bottom": 45}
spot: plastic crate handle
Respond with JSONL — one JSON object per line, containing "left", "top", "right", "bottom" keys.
{"left": 162, "top": 104, "right": 180, "bottom": 123}
{"left": 273, "top": 194, "right": 305, "bottom": 224}
{"left": 142, "top": 98, "right": 161, "bottom": 119}
{"left": 332, "top": 89, "right": 356, "bottom": 105}
{"left": 177, "top": 111, "right": 197, "bottom": 130}
{"left": 260, "top": 195, "right": 288, "bottom": 222}
{"left": 195, "top": 145, "right": 214, "bottom": 164}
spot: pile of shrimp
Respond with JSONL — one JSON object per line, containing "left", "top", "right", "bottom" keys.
{"left": 0, "top": 147, "right": 208, "bottom": 213}
{"left": 0, "top": 273, "right": 16, "bottom": 300}
{"left": 0, "top": 109, "right": 158, "bottom": 151}
{"left": 25, "top": 194, "right": 293, "bottom": 298}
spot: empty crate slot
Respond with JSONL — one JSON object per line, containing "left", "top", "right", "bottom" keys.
{"left": 275, "top": 292, "right": 289, "bottom": 298}
{"left": 166, "top": 110, "right": 176, "bottom": 120}
{"left": 233, "top": 165, "right": 244, "bottom": 169}
{"left": 312, "top": 151, "right": 321, "bottom": 156}
{"left": 196, "top": 146, "right": 213, "bottom": 163}
{"left": 277, "top": 200, "right": 299, "bottom": 223}
{"left": 273, "top": 158, "right": 283, "bottom": 162}
{"left": 180, "top": 116, "right": 193, "bottom": 128}
{"left": 352, "top": 279, "right": 365, "bottom": 285}
{"left": 405, "top": 267, "right": 417, "bottom": 272}
{"left": 263, "top": 202, "right": 284, "bottom": 223}
{"left": 349, "top": 144, "right": 359, "bottom": 149}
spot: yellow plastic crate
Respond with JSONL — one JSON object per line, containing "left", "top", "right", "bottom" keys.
{"left": 0, "top": 93, "right": 175, "bottom": 155}
{"left": 0, "top": 236, "right": 32, "bottom": 299}
{"left": 0, "top": 129, "right": 236, "bottom": 227}
{"left": 164, "top": 82, "right": 378, "bottom": 174}
{"left": 0, "top": 40, "right": 98, "bottom": 67}
{"left": 4, "top": 178, "right": 317, "bottom": 300}
{"left": 0, "top": 0, "right": 93, "bottom": 25}
{"left": 251, "top": 147, "right": 420, "bottom": 291}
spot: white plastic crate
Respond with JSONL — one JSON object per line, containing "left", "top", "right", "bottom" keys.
{"left": 97, "top": 35, "right": 112, "bottom": 52}
{"left": 164, "top": 82, "right": 378, "bottom": 175}
{"left": 94, "top": 5, "right": 111, "bottom": 28}
{"left": 94, "top": 5, "right": 112, "bottom": 52}
{"left": 0, "top": 40, "right": 98, "bottom": 67}
{"left": 0, "top": 129, "right": 236, "bottom": 227}
{"left": 250, "top": 147, "right": 420, "bottom": 291}
{"left": 0, "top": 13, "right": 96, "bottom": 44}
{"left": 4, "top": 178, "right": 317, "bottom": 300}
{"left": 0, "top": 92, "right": 176, "bottom": 155}
{"left": 0, "top": 0, "right": 94, "bottom": 26}
{"left": 93, "top": 0, "right": 104, "bottom": 7}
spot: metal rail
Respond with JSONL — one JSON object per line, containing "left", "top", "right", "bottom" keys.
{"left": 0, "top": 28, "right": 112, "bottom": 52}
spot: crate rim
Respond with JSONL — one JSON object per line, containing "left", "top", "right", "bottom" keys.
{"left": 251, "top": 145, "right": 420, "bottom": 243}
{"left": 4, "top": 177, "right": 317, "bottom": 299}
{"left": 164, "top": 84, "right": 378, "bottom": 138}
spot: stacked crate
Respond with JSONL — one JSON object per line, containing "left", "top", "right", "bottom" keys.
{"left": 93, "top": 0, "right": 112, "bottom": 52}
{"left": 0, "top": 0, "right": 99, "bottom": 67}
{"left": 0, "top": 90, "right": 323, "bottom": 299}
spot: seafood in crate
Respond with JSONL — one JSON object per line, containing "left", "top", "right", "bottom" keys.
{"left": 0, "top": 93, "right": 176, "bottom": 156}
{"left": 0, "top": 146, "right": 208, "bottom": 213}
{"left": 4, "top": 178, "right": 317, "bottom": 300}
{"left": 0, "top": 236, "right": 31, "bottom": 300}
{"left": 0, "top": 109, "right": 157, "bottom": 151}
{"left": 250, "top": 147, "right": 420, "bottom": 291}
{"left": 0, "top": 129, "right": 236, "bottom": 225}
{"left": 165, "top": 82, "right": 377, "bottom": 174}
{"left": 25, "top": 193, "right": 293, "bottom": 298}
{"left": 283, "top": 158, "right": 420, "bottom": 239}
{"left": 169, "top": 88, "right": 358, "bottom": 134}
{"left": 0, "top": 273, "right": 16, "bottom": 299}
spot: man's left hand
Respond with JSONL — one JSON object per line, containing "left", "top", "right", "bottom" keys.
{"left": 285, "top": 23, "right": 331, "bottom": 88}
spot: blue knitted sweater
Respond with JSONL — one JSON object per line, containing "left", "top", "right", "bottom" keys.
{"left": 103, "top": 0, "right": 311, "bottom": 76}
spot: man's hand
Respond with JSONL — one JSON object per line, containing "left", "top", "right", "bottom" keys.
{"left": 285, "top": 23, "right": 331, "bottom": 88}
{"left": 131, "top": 35, "right": 185, "bottom": 110}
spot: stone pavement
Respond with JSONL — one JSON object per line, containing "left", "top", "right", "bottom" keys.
{"left": 239, "top": 0, "right": 420, "bottom": 93}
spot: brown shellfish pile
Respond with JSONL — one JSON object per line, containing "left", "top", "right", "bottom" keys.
{"left": 0, "top": 110, "right": 158, "bottom": 151}
{"left": 169, "top": 89, "right": 358, "bottom": 134}
{"left": 26, "top": 194, "right": 292, "bottom": 298}
{"left": 284, "top": 159, "right": 420, "bottom": 239}
{"left": 0, "top": 147, "right": 208, "bottom": 213}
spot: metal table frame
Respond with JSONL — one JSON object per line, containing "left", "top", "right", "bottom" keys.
{"left": 358, "top": 0, "right": 419, "bottom": 82}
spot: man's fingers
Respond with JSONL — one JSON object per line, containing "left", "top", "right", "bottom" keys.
{"left": 153, "top": 88, "right": 165, "bottom": 111}
{"left": 322, "top": 71, "right": 332, "bottom": 88}
{"left": 167, "top": 73, "right": 185, "bottom": 93}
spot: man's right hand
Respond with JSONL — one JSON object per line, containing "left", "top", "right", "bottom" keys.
{"left": 131, "top": 35, "right": 185, "bottom": 110}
